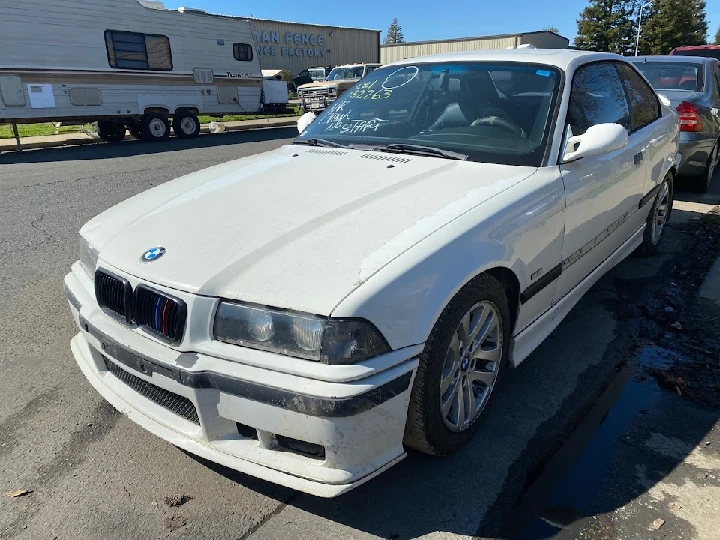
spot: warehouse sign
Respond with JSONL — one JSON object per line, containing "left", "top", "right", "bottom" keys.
{"left": 252, "top": 31, "right": 326, "bottom": 58}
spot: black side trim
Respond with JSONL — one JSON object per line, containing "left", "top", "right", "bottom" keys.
{"left": 640, "top": 183, "right": 662, "bottom": 208}
{"left": 64, "top": 283, "right": 82, "bottom": 312}
{"left": 79, "top": 316, "right": 413, "bottom": 418}
{"left": 519, "top": 264, "right": 562, "bottom": 305}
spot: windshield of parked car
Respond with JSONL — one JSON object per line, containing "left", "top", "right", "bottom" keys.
{"left": 309, "top": 69, "right": 326, "bottom": 81}
{"left": 632, "top": 62, "right": 704, "bottom": 92}
{"left": 327, "top": 66, "right": 365, "bottom": 80}
{"left": 296, "top": 62, "right": 562, "bottom": 167}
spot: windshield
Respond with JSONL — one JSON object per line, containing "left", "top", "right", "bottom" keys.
{"left": 327, "top": 66, "right": 365, "bottom": 80}
{"left": 309, "top": 69, "right": 325, "bottom": 81}
{"left": 296, "top": 62, "right": 562, "bottom": 167}
{"left": 632, "top": 62, "right": 704, "bottom": 92}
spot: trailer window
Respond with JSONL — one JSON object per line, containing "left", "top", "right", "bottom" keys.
{"left": 233, "top": 43, "right": 254, "bottom": 62}
{"left": 105, "top": 30, "right": 172, "bottom": 71}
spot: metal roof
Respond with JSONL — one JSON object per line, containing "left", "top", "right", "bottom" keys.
{"left": 631, "top": 55, "right": 718, "bottom": 64}
{"left": 380, "top": 30, "right": 569, "bottom": 48}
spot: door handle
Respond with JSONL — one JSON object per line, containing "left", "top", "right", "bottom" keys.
{"left": 634, "top": 152, "right": 644, "bottom": 165}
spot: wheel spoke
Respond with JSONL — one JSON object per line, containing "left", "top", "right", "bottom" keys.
{"left": 469, "top": 309, "right": 494, "bottom": 354}
{"left": 442, "top": 384, "right": 458, "bottom": 417}
{"left": 469, "top": 366, "right": 497, "bottom": 387}
{"left": 456, "top": 377, "right": 467, "bottom": 427}
{"left": 440, "top": 368, "right": 457, "bottom": 394}
{"left": 458, "top": 312, "right": 471, "bottom": 343}
{"left": 473, "top": 344, "right": 501, "bottom": 362}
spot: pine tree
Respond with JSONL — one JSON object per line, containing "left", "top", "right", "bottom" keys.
{"left": 638, "top": 0, "right": 707, "bottom": 54}
{"left": 384, "top": 18, "right": 405, "bottom": 44}
{"left": 714, "top": 25, "right": 720, "bottom": 44}
{"left": 575, "top": 0, "right": 639, "bottom": 55}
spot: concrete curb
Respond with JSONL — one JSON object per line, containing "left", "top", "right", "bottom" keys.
{"left": 0, "top": 117, "right": 300, "bottom": 152}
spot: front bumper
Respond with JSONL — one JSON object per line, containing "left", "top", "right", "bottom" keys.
{"left": 678, "top": 133, "right": 716, "bottom": 176}
{"left": 64, "top": 262, "right": 419, "bottom": 497}
{"left": 300, "top": 95, "right": 337, "bottom": 112}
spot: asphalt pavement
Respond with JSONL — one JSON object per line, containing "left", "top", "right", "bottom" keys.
{"left": 1, "top": 130, "right": 719, "bottom": 540}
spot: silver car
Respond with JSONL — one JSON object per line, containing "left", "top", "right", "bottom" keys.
{"left": 631, "top": 55, "right": 720, "bottom": 192}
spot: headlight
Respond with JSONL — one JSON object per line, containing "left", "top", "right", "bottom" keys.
{"left": 213, "top": 301, "right": 390, "bottom": 364}
{"left": 79, "top": 235, "right": 98, "bottom": 278}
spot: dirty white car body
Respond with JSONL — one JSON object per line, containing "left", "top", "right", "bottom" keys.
{"left": 65, "top": 49, "right": 680, "bottom": 497}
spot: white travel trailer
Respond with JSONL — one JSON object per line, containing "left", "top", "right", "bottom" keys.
{"left": 0, "top": 0, "right": 263, "bottom": 142}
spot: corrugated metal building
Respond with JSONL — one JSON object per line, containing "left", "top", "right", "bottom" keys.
{"left": 244, "top": 18, "right": 381, "bottom": 76}
{"left": 380, "top": 31, "right": 570, "bottom": 64}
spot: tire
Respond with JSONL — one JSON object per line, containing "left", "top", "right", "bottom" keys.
{"left": 97, "top": 120, "right": 126, "bottom": 143}
{"left": 172, "top": 111, "right": 201, "bottom": 139}
{"left": 141, "top": 113, "right": 170, "bottom": 141}
{"left": 637, "top": 173, "right": 673, "bottom": 257}
{"left": 404, "top": 273, "right": 511, "bottom": 456}
{"left": 687, "top": 142, "right": 718, "bottom": 193}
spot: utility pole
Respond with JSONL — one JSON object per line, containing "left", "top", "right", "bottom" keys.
{"left": 635, "top": 1, "right": 653, "bottom": 56}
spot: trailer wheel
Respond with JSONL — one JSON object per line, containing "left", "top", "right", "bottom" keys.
{"left": 142, "top": 113, "right": 170, "bottom": 141}
{"left": 97, "top": 120, "right": 126, "bottom": 143}
{"left": 173, "top": 111, "right": 201, "bottom": 139}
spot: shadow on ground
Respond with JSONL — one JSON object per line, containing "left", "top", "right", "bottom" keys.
{"left": 0, "top": 127, "right": 299, "bottom": 165}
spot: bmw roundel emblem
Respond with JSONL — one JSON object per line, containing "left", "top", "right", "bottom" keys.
{"left": 141, "top": 246, "right": 166, "bottom": 262}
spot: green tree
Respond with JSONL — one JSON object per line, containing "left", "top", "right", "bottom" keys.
{"left": 638, "top": 0, "right": 708, "bottom": 54}
{"left": 543, "top": 26, "right": 560, "bottom": 34}
{"left": 714, "top": 25, "right": 720, "bottom": 44}
{"left": 384, "top": 18, "right": 405, "bottom": 44}
{"left": 575, "top": 0, "right": 639, "bottom": 55}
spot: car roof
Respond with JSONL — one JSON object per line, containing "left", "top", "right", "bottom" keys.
{"left": 382, "top": 48, "right": 623, "bottom": 71}
{"left": 631, "top": 55, "right": 714, "bottom": 64}
{"left": 673, "top": 45, "right": 720, "bottom": 50}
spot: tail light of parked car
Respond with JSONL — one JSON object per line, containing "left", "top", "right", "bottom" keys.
{"left": 676, "top": 101, "right": 703, "bottom": 132}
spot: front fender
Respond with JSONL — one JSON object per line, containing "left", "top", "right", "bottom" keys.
{"left": 331, "top": 169, "right": 566, "bottom": 351}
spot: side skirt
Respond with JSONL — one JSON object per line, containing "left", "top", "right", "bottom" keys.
{"left": 508, "top": 224, "right": 645, "bottom": 368}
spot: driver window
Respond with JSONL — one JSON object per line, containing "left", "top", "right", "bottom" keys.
{"left": 567, "top": 62, "right": 630, "bottom": 136}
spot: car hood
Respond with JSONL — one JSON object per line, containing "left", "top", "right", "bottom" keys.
{"left": 299, "top": 80, "right": 357, "bottom": 90}
{"left": 83, "top": 145, "right": 537, "bottom": 315}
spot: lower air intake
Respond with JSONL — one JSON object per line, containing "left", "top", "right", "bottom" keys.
{"left": 104, "top": 356, "right": 199, "bottom": 425}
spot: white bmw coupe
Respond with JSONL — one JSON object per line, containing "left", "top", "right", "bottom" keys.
{"left": 65, "top": 49, "right": 680, "bottom": 497}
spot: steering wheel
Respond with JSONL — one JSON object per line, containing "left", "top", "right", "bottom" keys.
{"left": 471, "top": 116, "right": 527, "bottom": 138}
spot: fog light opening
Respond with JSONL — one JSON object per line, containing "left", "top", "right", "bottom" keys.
{"left": 275, "top": 435, "right": 326, "bottom": 459}
{"left": 236, "top": 422, "right": 258, "bottom": 440}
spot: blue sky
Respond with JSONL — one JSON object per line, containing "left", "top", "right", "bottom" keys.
{"left": 165, "top": 0, "right": 719, "bottom": 45}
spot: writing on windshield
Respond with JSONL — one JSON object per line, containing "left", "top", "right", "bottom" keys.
{"left": 297, "top": 61, "right": 561, "bottom": 167}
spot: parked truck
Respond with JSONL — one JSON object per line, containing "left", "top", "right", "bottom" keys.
{"left": 297, "top": 62, "right": 381, "bottom": 114}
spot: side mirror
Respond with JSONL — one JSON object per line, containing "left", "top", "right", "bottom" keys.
{"left": 562, "top": 123, "right": 629, "bottom": 163}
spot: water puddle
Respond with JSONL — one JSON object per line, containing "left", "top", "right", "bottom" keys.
{"left": 511, "top": 345, "right": 678, "bottom": 538}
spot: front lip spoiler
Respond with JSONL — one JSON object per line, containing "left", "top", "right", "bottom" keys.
{"left": 78, "top": 315, "right": 413, "bottom": 418}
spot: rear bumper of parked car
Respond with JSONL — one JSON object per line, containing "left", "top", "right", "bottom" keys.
{"left": 64, "top": 262, "right": 418, "bottom": 497}
{"left": 678, "top": 132, "right": 717, "bottom": 176}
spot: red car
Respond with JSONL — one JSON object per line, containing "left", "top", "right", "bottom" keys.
{"left": 670, "top": 45, "right": 720, "bottom": 60}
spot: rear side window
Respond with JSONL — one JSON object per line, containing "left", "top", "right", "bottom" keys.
{"left": 233, "top": 43, "right": 253, "bottom": 62}
{"left": 567, "top": 62, "right": 631, "bottom": 136}
{"left": 105, "top": 30, "right": 172, "bottom": 71}
{"left": 616, "top": 63, "right": 661, "bottom": 132}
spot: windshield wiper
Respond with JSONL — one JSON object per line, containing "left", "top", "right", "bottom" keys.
{"left": 294, "top": 138, "right": 348, "bottom": 148}
{"left": 373, "top": 143, "right": 468, "bottom": 161}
